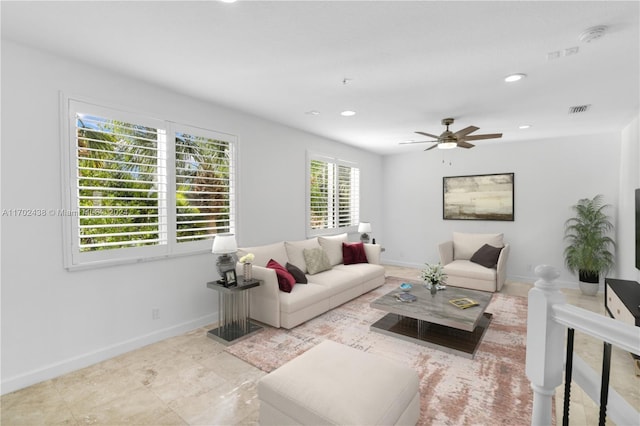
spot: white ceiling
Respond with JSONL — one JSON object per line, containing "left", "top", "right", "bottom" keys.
{"left": 2, "top": 1, "right": 639, "bottom": 155}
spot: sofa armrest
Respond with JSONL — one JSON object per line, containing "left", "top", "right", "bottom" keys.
{"left": 236, "top": 264, "right": 281, "bottom": 328}
{"left": 496, "top": 243, "right": 510, "bottom": 291}
{"left": 363, "top": 243, "right": 382, "bottom": 264}
{"left": 438, "top": 241, "right": 454, "bottom": 265}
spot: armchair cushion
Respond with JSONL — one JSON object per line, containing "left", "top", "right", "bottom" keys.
{"left": 453, "top": 232, "right": 504, "bottom": 260}
{"left": 470, "top": 244, "right": 503, "bottom": 268}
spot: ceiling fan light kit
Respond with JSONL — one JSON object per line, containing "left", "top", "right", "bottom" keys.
{"left": 504, "top": 73, "right": 527, "bottom": 83}
{"left": 438, "top": 142, "right": 457, "bottom": 150}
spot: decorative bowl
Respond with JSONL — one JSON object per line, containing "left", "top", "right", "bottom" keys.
{"left": 400, "top": 283, "right": 412, "bottom": 292}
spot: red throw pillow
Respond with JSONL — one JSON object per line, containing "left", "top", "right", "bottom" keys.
{"left": 342, "top": 242, "right": 368, "bottom": 265}
{"left": 266, "top": 259, "right": 296, "bottom": 293}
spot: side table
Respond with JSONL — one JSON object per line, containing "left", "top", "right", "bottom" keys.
{"left": 206, "top": 278, "right": 263, "bottom": 345}
{"left": 605, "top": 278, "right": 640, "bottom": 375}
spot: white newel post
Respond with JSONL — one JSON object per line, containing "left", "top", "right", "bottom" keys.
{"left": 525, "top": 265, "right": 567, "bottom": 426}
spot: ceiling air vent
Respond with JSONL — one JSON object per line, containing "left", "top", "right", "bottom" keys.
{"left": 568, "top": 104, "right": 591, "bottom": 114}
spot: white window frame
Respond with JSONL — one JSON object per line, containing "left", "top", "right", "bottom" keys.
{"left": 60, "top": 94, "right": 237, "bottom": 270}
{"left": 306, "top": 151, "right": 360, "bottom": 237}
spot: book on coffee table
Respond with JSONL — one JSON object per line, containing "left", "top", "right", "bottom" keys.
{"left": 395, "top": 292, "right": 417, "bottom": 303}
{"left": 449, "top": 297, "right": 479, "bottom": 309}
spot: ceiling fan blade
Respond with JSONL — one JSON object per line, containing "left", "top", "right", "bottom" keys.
{"left": 398, "top": 140, "right": 432, "bottom": 145}
{"left": 457, "top": 141, "right": 475, "bottom": 149}
{"left": 453, "top": 126, "right": 479, "bottom": 138}
{"left": 463, "top": 133, "right": 502, "bottom": 141}
{"left": 415, "top": 131, "right": 440, "bottom": 139}
{"left": 424, "top": 144, "right": 439, "bottom": 151}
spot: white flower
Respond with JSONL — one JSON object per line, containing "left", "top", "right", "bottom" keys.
{"left": 420, "top": 263, "right": 447, "bottom": 285}
{"left": 239, "top": 253, "right": 255, "bottom": 264}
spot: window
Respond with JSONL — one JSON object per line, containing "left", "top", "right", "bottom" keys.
{"left": 307, "top": 153, "right": 359, "bottom": 235}
{"left": 62, "top": 98, "right": 235, "bottom": 269}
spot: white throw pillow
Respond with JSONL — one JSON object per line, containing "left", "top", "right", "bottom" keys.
{"left": 285, "top": 238, "right": 320, "bottom": 273}
{"left": 453, "top": 232, "right": 504, "bottom": 260}
{"left": 318, "top": 233, "right": 348, "bottom": 266}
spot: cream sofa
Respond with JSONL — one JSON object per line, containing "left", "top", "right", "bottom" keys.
{"left": 236, "top": 233, "right": 385, "bottom": 329}
{"left": 438, "top": 232, "right": 510, "bottom": 292}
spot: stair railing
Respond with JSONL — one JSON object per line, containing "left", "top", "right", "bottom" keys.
{"left": 525, "top": 265, "right": 640, "bottom": 426}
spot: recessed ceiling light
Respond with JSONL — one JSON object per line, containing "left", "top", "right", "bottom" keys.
{"left": 519, "top": 124, "right": 531, "bottom": 129}
{"left": 341, "top": 110, "right": 356, "bottom": 117}
{"left": 305, "top": 110, "right": 320, "bottom": 116}
{"left": 220, "top": 0, "right": 237, "bottom": 3}
{"left": 504, "top": 73, "right": 526, "bottom": 83}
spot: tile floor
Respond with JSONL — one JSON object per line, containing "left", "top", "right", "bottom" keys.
{"left": 2, "top": 266, "right": 638, "bottom": 425}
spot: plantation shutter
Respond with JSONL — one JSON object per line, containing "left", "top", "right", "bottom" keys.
{"left": 175, "top": 129, "right": 235, "bottom": 242}
{"left": 337, "top": 163, "right": 360, "bottom": 228}
{"left": 75, "top": 113, "right": 167, "bottom": 252}
{"left": 308, "top": 155, "right": 359, "bottom": 233}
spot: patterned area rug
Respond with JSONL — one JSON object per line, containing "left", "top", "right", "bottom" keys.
{"left": 226, "top": 277, "right": 532, "bottom": 425}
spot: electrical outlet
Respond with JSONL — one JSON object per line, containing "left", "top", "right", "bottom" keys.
{"left": 152, "top": 308, "right": 160, "bottom": 320}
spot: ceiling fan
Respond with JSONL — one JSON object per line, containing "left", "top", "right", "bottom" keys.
{"left": 400, "top": 118, "right": 502, "bottom": 151}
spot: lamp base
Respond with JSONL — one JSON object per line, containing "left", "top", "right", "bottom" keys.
{"left": 216, "top": 253, "right": 238, "bottom": 280}
{"left": 360, "top": 233, "right": 370, "bottom": 244}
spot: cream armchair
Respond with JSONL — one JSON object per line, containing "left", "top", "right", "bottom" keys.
{"left": 438, "top": 232, "right": 510, "bottom": 292}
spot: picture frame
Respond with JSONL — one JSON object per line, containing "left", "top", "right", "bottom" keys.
{"left": 224, "top": 269, "right": 237, "bottom": 287}
{"left": 443, "top": 173, "right": 514, "bottom": 221}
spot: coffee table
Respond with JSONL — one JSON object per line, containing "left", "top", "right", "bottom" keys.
{"left": 370, "top": 283, "right": 493, "bottom": 359}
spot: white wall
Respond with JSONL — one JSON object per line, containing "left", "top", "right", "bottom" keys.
{"left": 380, "top": 133, "right": 622, "bottom": 286}
{"left": 617, "top": 114, "right": 640, "bottom": 281}
{"left": 0, "top": 41, "right": 383, "bottom": 393}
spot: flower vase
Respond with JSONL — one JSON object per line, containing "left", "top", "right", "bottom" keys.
{"left": 243, "top": 263, "right": 252, "bottom": 281}
{"left": 430, "top": 283, "right": 438, "bottom": 296}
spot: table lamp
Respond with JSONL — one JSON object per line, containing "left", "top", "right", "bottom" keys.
{"left": 212, "top": 233, "right": 238, "bottom": 279}
{"left": 358, "top": 222, "right": 372, "bottom": 243}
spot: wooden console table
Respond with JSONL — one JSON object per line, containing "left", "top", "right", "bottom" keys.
{"left": 604, "top": 278, "right": 640, "bottom": 375}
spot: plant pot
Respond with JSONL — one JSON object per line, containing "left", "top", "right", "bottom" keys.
{"left": 579, "top": 270, "right": 599, "bottom": 283}
{"left": 578, "top": 281, "right": 599, "bottom": 296}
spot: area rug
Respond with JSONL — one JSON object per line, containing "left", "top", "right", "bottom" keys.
{"left": 226, "top": 277, "right": 532, "bottom": 425}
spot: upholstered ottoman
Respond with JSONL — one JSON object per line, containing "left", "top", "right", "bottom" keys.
{"left": 257, "top": 339, "right": 420, "bottom": 425}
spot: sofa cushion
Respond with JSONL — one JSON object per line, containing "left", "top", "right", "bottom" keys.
{"left": 238, "top": 242, "right": 288, "bottom": 268}
{"left": 285, "top": 238, "right": 320, "bottom": 273}
{"left": 286, "top": 262, "right": 308, "bottom": 284}
{"left": 342, "top": 242, "right": 368, "bottom": 265}
{"left": 303, "top": 247, "right": 332, "bottom": 275}
{"left": 305, "top": 267, "right": 362, "bottom": 295}
{"left": 334, "top": 263, "right": 384, "bottom": 283}
{"left": 443, "top": 259, "right": 497, "bottom": 281}
{"left": 266, "top": 259, "right": 296, "bottom": 293}
{"left": 470, "top": 244, "right": 503, "bottom": 268}
{"left": 318, "top": 233, "right": 348, "bottom": 266}
{"left": 453, "top": 232, "right": 504, "bottom": 260}
{"left": 279, "top": 283, "right": 331, "bottom": 314}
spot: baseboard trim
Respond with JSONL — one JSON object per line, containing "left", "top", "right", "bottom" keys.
{"left": 1, "top": 313, "right": 216, "bottom": 395}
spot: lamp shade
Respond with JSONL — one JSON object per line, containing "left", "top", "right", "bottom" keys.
{"left": 211, "top": 233, "right": 238, "bottom": 254}
{"left": 358, "top": 222, "right": 372, "bottom": 233}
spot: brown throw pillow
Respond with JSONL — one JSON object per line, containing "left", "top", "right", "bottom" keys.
{"left": 470, "top": 244, "right": 503, "bottom": 268}
{"left": 286, "top": 262, "right": 308, "bottom": 284}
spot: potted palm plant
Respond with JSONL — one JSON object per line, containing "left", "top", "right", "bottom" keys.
{"left": 563, "top": 195, "right": 615, "bottom": 295}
